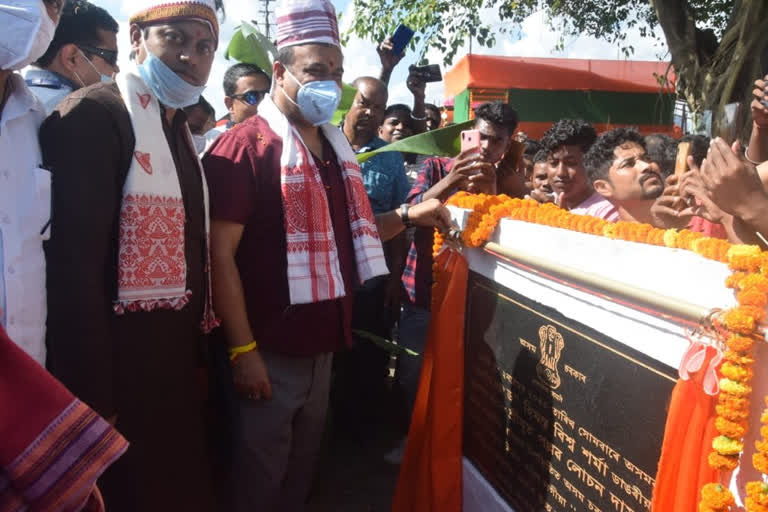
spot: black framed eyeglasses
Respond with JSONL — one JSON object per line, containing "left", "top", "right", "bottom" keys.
{"left": 232, "top": 90, "right": 268, "bottom": 106}
{"left": 77, "top": 44, "right": 118, "bottom": 67}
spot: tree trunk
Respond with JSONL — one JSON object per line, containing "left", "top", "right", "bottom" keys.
{"left": 651, "top": 0, "right": 768, "bottom": 140}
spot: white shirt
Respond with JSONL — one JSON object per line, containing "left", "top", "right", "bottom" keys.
{"left": 23, "top": 67, "right": 75, "bottom": 115}
{"left": 0, "top": 73, "right": 49, "bottom": 364}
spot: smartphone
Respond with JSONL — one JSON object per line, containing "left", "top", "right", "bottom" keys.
{"left": 461, "top": 129, "right": 481, "bottom": 154}
{"left": 409, "top": 64, "right": 442, "bottom": 83}
{"left": 674, "top": 141, "right": 691, "bottom": 178}
{"left": 391, "top": 24, "right": 414, "bottom": 56}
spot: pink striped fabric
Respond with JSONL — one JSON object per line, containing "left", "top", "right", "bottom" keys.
{"left": 275, "top": 0, "right": 340, "bottom": 50}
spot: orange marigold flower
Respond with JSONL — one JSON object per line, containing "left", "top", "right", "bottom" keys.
{"left": 754, "top": 452, "right": 768, "bottom": 474}
{"left": 721, "top": 307, "right": 758, "bottom": 335}
{"left": 716, "top": 403, "right": 750, "bottom": 422}
{"left": 700, "top": 483, "right": 735, "bottom": 509}
{"left": 715, "top": 416, "right": 748, "bottom": 438}
{"left": 726, "top": 335, "right": 755, "bottom": 352}
{"left": 708, "top": 452, "right": 740, "bottom": 471}
{"left": 739, "top": 273, "right": 768, "bottom": 293}
{"left": 756, "top": 439, "right": 768, "bottom": 453}
{"left": 745, "top": 496, "right": 768, "bottom": 512}
{"left": 746, "top": 482, "right": 768, "bottom": 506}
{"left": 726, "top": 272, "right": 748, "bottom": 289}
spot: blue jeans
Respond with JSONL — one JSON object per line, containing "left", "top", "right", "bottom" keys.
{"left": 398, "top": 303, "right": 431, "bottom": 416}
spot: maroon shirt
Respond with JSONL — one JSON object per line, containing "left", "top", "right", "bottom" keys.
{"left": 203, "top": 115, "right": 358, "bottom": 356}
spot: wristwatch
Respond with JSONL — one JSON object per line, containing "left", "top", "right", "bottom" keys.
{"left": 400, "top": 203, "right": 414, "bottom": 228}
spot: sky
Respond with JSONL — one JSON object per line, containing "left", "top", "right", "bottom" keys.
{"left": 98, "top": 0, "right": 669, "bottom": 121}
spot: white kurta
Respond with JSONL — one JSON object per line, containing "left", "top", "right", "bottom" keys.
{"left": 0, "top": 73, "right": 49, "bottom": 364}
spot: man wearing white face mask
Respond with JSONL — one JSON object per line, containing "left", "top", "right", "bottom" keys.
{"left": 203, "top": 0, "right": 451, "bottom": 509}
{"left": 40, "top": 0, "right": 224, "bottom": 510}
{"left": 0, "top": 0, "right": 62, "bottom": 364}
{"left": 25, "top": 0, "right": 119, "bottom": 114}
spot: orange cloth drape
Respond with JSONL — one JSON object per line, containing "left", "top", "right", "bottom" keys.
{"left": 391, "top": 250, "right": 469, "bottom": 512}
{"left": 651, "top": 346, "right": 720, "bottom": 511}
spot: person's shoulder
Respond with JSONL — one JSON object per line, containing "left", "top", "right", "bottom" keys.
{"left": 50, "top": 82, "right": 126, "bottom": 122}
{"left": 421, "top": 155, "right": 451, "bottom": 172}
{"left": 366, "top": 137, "right": 388, "bottom": 151}
{"left": 218, "top": 115, "right": 280, "bottom": 151}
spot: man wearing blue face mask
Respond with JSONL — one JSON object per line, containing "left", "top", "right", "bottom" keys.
{"left": 40, "top": 0, "right": 224, "bottom": 510}
{"left": 203, "top": 0, "right": 451, "bottom": 509}
{"left": 25, "top": 0, "right": 119, "bottom": 114}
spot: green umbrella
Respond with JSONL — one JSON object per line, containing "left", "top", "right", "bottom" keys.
{"left": 356, "top": 120, "right": 474, "bottom": 163}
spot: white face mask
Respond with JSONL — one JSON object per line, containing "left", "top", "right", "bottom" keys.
{"left": 0, "top": 0, "right": 57, "bottom": 71}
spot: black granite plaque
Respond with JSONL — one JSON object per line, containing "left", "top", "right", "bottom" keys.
{"left": 463, "top": 271, "right": 677, "bottom": 512}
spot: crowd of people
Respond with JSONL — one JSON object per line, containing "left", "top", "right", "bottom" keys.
{"left": 2, "top": 0, "right": 768, "bottom": 511}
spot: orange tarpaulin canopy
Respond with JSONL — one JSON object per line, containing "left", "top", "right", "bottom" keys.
{"left": 444, "top": 55, "right": 675, "bottom": 99}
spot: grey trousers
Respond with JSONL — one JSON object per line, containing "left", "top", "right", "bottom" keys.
{"left": 232, "top": 351, "right": 332, "bottom": 512}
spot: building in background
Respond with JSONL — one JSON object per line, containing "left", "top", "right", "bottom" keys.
{"left": 445, "top": 55, "right": 677, "bottom": 137}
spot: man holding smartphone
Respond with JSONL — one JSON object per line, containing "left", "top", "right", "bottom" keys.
{"left": 377, "top": 31, "right": 429, "bottom": 134}
{"left": 389, "top": 101, "right": 518, "bottom": 462}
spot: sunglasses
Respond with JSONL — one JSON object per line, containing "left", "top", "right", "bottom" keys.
{"left": 77, "top": 44, "right": 118, "bottom": 67}
{"left": 232, "top": 90, "right": 268, "bottom": 106}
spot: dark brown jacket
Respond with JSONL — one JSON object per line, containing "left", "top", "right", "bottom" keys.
{"left": 40, "top": 82, "right": 214, "bottom": 512}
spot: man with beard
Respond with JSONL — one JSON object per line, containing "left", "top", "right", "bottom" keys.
{"left": 585, "top": 128, "right": 666, "bottom": 224}
{"left": 584, "top": 127, "right": 729, "bottom": 238}
{"left": 541, "top": 119, "right": 619, "bottom": 221}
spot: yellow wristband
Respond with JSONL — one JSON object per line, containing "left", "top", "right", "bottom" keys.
{"left": 228, "top": 341, "right": 258, "bottom": 361}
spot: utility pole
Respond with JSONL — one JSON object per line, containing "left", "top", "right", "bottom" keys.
{"left": 257, "top": 0, "right": 274, "bottom": 39}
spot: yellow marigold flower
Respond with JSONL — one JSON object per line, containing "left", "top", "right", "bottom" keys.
{"left": 661, "top": 228, "right": 679, "bottom": 248}
{"left": 719, "top": 378, "right": 752, "bottom": 397}
{"left": 713, "top": 435, "right": 744, "bottom": 455}
{"left": 727, "top": 244, "right": 762, "bottom": 271}
{"left": 720, "top": 362, "right": 754, "bottom": 382}
{"left": 723, "top": 350, "right": 755, "bottom": 366}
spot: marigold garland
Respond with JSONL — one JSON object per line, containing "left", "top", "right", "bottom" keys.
{"left": 431, "top": 193, "right": 768, "bottom": 510}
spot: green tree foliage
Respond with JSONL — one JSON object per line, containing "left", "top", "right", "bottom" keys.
{"left": 347, "top": 0, "right": 768, "bottom": 137}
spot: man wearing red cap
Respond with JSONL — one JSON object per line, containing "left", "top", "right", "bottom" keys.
{"left": 41, "top": 0, "right": 222, "bottom": 509}
{"left": 203, "top": 0, "right": 449, "bottom": 509}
